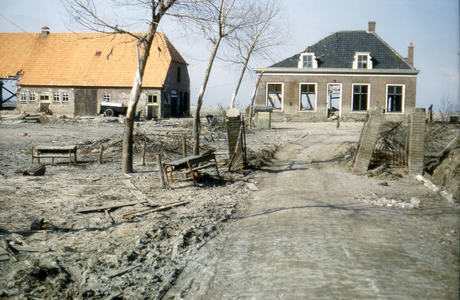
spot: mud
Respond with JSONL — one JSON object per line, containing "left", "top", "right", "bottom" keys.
{"left": 0, "top": 115, "right": 307, "bottom": 299}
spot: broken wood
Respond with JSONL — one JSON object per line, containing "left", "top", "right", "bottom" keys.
{"left": 106, "top": 265, "right": 141, "bottom": 278}
{"left": 75, "top": 200, "right": 148, "bottom": 213}
{"left": 11, "top": 245, "right": 50, "bottom": 252}
{"left": 123, "top": 180, "right": 149, "bottom": 202}
{"left": 245, "top": 182, "right": 260, "bottom": 191}
{"left": 0, "top": 255, "right": 9, "bottom": 262}
{"left": 105, "top": 210, "right": 115, "bottom": 224}
{"left": 123, "top": 200, "right": 190, "bottom": 220}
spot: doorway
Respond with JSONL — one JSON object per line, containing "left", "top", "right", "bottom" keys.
{"left": 327, "top": 83, "right": 341, "bottom": 118}
{"left": 75, "top": 89, "right": 98, "bottom": 116}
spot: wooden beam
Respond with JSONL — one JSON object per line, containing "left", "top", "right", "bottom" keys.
{"left": 75, "top": 200, "right": 148, "bottom": 213}
{"left": 123, "top": 200, "right": 190, "bottom": 220}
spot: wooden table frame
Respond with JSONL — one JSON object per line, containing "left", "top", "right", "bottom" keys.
{"left": 32, "top": 145, "right": 77, "bottom": 167}
{"left": 163, "top": 154, "right": 221, "bottom": 186}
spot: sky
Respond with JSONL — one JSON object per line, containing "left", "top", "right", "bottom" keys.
{"left": 0, "top": 0, "right": 459, "bottom": 112}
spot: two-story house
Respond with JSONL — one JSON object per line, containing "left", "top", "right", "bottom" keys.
{"left": 254, "top": 22, "right": 419, "bottom": 121}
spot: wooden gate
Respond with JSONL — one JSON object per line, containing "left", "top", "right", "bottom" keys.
{"left": 75, "top": 89, "right": 98, "bottom": 116}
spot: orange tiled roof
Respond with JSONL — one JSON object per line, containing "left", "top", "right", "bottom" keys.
{"left": 0, "top": 31, "right": 187, "bottom": 88}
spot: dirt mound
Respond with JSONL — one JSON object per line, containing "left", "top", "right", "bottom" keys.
{"left": 431, "top": 148, "right": 460, "bottom": 199}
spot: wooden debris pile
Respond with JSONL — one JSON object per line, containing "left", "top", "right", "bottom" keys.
{"left": 371, "top": 121, "right": 408, "bottom": 169}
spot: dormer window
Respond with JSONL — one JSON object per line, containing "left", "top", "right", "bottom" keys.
{"left": 353, "top": 52, "right": 373, "bottom": 69}
{"left": 298, "top": 53, "right": 317, "bottom": 68}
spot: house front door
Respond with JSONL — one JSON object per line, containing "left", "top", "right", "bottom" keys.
{"left": 75, "top": 89, "right": 98, "bottom": 116}
{"left": 327, "top": 84, "right": 341, "bottom": 119}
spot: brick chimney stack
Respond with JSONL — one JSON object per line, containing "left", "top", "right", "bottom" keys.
{"left": 408, "top": 42, "right": 414, "bottom": 66}
{"left": 368, "top": 21, "right": 376, "bottom": 32}
{"left": 41, "top": 26, "right": 50, "bottom": 37}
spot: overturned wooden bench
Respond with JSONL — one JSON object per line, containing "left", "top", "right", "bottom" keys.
{"left": 31, "top": 145, "right": 77, "bottom": 167}
{"left": 163, "top": 154, "right": 220, "bottom": 186}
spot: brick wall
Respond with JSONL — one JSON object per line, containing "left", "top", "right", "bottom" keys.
{"left": 408, "top": 107, "right": 426, "bottom": 175}
{"left": 352, "top": 107, "right": 384, "bottom": 174}
{"left": 256, "top": 73, "right": 417, "bottom": 122}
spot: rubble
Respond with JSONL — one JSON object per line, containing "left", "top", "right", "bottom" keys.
{"left": 0, "top": 115, "right": 306, "bottom": 299}
{"left": 358, "top": 196, "right": 422, "bottom": 209}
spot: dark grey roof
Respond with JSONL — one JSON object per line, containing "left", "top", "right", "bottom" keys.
{"left": 271, "top": 31, "right": 414, "bottom": 70}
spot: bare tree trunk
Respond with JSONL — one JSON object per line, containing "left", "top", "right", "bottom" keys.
{"left": 229, "top": 58, "right": 249, "bottom": 109}
{"left": 122, "top": 23, "right": 157, "bottom": 173}
{"left": 193, "top": 36, "right": 222, "bottom": 155}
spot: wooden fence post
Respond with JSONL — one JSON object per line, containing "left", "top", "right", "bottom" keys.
{"left": 156, "top": 154, "right": 165, "bottom": 188}
{"left": 182, "top": 136, "right": 187, "bottom": 157}
{"left": 98, "top": 146, "right": 103, "bottom": 164}
{"left": 142, "top": 140, "right": 146, "bottom": 166}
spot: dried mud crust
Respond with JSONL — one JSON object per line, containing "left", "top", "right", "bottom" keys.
{"left": 0, "top": 118, "right": 307, "bottom": 299}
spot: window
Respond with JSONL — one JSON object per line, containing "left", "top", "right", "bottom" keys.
{"left": 352, "top": 84, "right": 369, "bottom": 111}
{"left": 147, "top": 94, "right": 159, "bottom": 105}
{"left": 29, "top": 92, "right": 36, "bottom": 102}
{"left": 353, "top": 52, "right": 373, "bottom": 69}
{"left": 53, "top": 92, "right": 60, "bottom": 102}
{"left": 298, "top": 53, "right": 317, "bottom": 68}
{"left": 62, "top": 92, "right": 69, "bottom": 102}
{"left": 177, "top": 67, "right": 181, "bottom": 83}
{"left": 103, "top": 93, "right": 110, "bottom": 102}
{"left": 387, "top": 85, "right": 404, "bottom": 113}
{"left": 267, "top": 83, "right": 283, "bottom": 110}
{"left": 300, "top": 84, "right": 316, "bottom": 111}
{"left": 40, "top": 92, "right": 49, "bottom": 102}
{"left": 20, "top": 91, "right": 27, "bottom": 102}
{"left": 358, "top": 55, "right": 368, "bottom": 69}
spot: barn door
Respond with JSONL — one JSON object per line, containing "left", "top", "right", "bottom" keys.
{"left": 75, "top": 88, "right": 98, "bottom": 116}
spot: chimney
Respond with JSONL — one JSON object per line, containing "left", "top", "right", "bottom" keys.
{"left": 407, "top": 42, "right": 414, "bottom": 66}
{"left": 368, "top": 21, "right": 376, "bottom": 32}
{"left": 41, "top": 26, "right": 50, "bottom": 37}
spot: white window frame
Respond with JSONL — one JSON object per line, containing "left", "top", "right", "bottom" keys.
{"left": 352, "top": 52, "right": 373, "bottom": 69}
{"left": 266, "top": 82, "right": 284, "bottom": 111}
{"left": 29, "top": 91, "right": 36, "bottom": 102}
{"left": 386, "top": 84, "right": 405, "bottom": 114}
{"left": 103, "top": 93, "right": 110, "bottom": 102}
{"left": 298, "top": 53, "right": 318, "bottom": 69}
{"left": 20, "top": 91, "right": 27, "bottom": 102}
{"left": 299, "top": 83, "right": 317, "bottom": 112}
{"left": 53, "top": 92, "right": 60, "bottom": 102}
{"left": 351, "top": 83, "right": 370, "bottom": 112}
{"left": 62, "top": 92, "right": 69, "bottom": 102}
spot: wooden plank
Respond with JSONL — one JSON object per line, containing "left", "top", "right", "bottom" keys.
{"left": 246, "top": 182, "right": 260, "bottom": 191}
{"left": 0, "top": 246, "right": 9, "bottom": 256}
{"left": 0, "top": 255, "right": 10, "bottom": 262}
{"left": 35, "top": 154, "right": 70, "bottom": 158}
{"left": 35, "top": 145, "right": 77, "bottom": 151}
{"left": 11, "top": 245, "right": 50, "bottom": 252}
{"left": 123, "top": 180, "right": 149, "bottom": 202}
{"left": 123, "top": 200, "right": 190, "bottom": 220}
{"left": 75, "top": 200, "right": 147, "bottom": 213}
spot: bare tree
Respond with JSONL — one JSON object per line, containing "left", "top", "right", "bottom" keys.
{"left": 62, "top": 0, "right": 176, "bottom": 173}
{"left": 226, "top": 0, "right": 285, "bottom": 109}
{"left": 438, "top": 95, "right": 457, "bottom": 123}
{"left": 173, "top": 0, "right": 248, "bottom": 155}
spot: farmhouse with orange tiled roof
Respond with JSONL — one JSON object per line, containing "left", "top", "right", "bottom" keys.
{"left": 0, "top": 27, "right": 190, "bottom": 118}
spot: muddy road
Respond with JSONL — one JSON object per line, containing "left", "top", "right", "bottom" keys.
{"left": 166, "top": 123, "right": 459, "bottom": 299}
